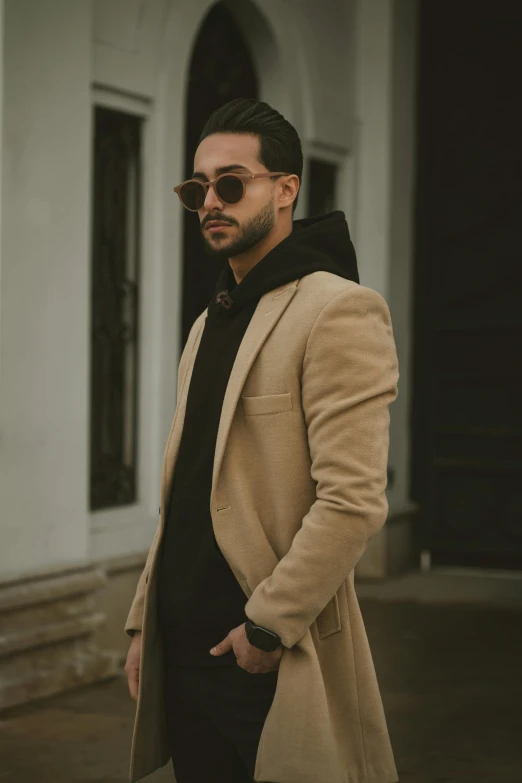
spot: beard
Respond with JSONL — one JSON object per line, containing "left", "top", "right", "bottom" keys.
{"left": 201, "top": 197, "right": 275, "bottom": 263}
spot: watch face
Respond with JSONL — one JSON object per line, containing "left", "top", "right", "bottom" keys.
{"left": 250, "top": 626, "right": 279, "bottom": 652}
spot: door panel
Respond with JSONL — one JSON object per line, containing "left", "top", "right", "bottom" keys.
{"left": 412, "top": 1, "right": 522, "bottom": 568}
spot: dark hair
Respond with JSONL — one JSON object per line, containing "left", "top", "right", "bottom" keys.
{"left": 199, "top": 98, "right": 303, "bottom": 212}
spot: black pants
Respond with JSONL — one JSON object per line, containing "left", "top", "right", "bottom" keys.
{"left": 164, "top": 659, "right": 279, "bottom": 783}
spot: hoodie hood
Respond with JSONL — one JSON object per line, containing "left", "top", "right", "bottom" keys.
{"left": 209, "top": 211, "right": 359, "bottom": 316}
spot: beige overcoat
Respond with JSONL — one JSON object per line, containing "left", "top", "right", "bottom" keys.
{"left": 125, "top": 272, "right": 400, "bottom": 783}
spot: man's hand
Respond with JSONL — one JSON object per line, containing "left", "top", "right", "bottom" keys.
{"left": 210, "top": 623, "right": 283, "bottom": 673}
{"left": 125, "top": 631, "right": 142, "bottom": 701}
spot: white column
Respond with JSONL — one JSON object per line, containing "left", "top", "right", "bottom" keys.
{"left": 353, "top": 0, "right": 419, "bottom": 575}
{"left": 0, "top": 0, "right": 92, "bottom": 579}
{"left": 0, "top": 0, "right": 4, "bottom": 392}
{"left": 352, "top": 0, "right": 394, "bottom": 298}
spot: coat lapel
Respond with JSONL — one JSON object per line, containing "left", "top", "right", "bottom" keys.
{"left": 159, "top": 314, "right": 206, "bottom": 517}
{"left": 159, "top": 279, "right": 299, "bottom": 521}
{"left": 211, "top": 280, "right": 298, "bottom": 508}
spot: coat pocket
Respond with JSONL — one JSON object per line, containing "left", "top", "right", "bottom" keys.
{"left": 241, "top": 392, "right": 293, "bottom": 416}
{"left": 315, "top": 593, "right": 342, "bottom": 639}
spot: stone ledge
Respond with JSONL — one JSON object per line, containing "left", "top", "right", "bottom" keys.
{"left": 0, "top": 560, "right": 96, "bottom": 588}
{"left": 0, "top": 612, "right": 106, "bottom": 658}
{"left": 97, "top": 551, "right": 147, "bottom": 576}
{"left": 0, "top": 565, "right": 116, "bottom": 712}
{"left": 0, "top": 567, "right": 107, "bottom": 613}
{"left": 0, "top": 639, "right": 119, "bottom": 712}
{"left": 91, "top": 553, "right": 147, "bottom": 660}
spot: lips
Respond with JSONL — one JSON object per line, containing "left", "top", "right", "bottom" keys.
{"left": 205, "top": 221, "right": 232, "bottom": 230}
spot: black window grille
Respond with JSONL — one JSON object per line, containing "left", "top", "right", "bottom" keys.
{"left": 90, "top": 106, "right": 142, "bottom": 510}
{"left": 307, "top": 158, "right": 338, "bottom": 218}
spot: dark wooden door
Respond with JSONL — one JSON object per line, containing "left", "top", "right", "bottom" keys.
{"left": 181, "top": 2, "right": 258, "bottom": 349}
{"left": 412, "top": 1, "right": 522, "bottom": 568}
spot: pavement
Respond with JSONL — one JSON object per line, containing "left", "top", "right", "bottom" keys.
{"left": 1, "top": 569, "right": 521, "bottom": 783}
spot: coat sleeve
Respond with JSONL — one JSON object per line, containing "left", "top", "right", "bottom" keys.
{"left": 244, "top": 285, "right": 399, "bottom": 649}
{"left": 124, "top": 311, "right": 207, "bottom": 637}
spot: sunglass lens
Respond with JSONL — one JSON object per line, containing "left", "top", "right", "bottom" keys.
{"left": 216, "top": 175, "right": 244, "bottom": 204}
{"left": 180, "top": 181, "right": 205, "bottom": 210}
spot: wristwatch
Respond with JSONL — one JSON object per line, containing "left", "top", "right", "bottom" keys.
{"left": 245, "top": 619, "right": 282, "bottom": 652}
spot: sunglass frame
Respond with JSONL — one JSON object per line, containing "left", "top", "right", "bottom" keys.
{"left": 173, "top": 171, "right": 290, "bottom": 211}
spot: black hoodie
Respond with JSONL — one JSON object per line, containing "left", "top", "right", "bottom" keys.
{"left": 157, "top": 212, "right": 359, "bottom": 666}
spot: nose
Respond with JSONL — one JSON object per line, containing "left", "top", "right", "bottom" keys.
{"left": 202, "top": 182, "right": 224, "bottom": 213}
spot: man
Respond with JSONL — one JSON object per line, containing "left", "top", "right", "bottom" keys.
{"left": 124, "top": 98, "right": 399, "bottom": 783}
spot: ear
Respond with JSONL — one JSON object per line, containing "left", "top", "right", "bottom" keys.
{"left": 278, "top": 174, "right": 300, "bottom": 211}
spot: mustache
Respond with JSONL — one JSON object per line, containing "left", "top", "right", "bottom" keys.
{"left": 201, "top": 213, "right": 239, "bottom": 229}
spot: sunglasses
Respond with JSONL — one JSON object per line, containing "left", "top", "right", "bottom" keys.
{"left": 173, "top": 171, "right": 290, "bottom": 212}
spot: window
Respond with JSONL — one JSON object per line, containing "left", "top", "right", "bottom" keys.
{"left": 90, "top": 107, "right": 142, "bottom": 510}
{"left": 307, "top": 158, "right": 338, "bottom": 218}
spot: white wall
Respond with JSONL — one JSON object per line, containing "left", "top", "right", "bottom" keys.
{"left": 249, "top": 0, "right": 357, "bottom": 223}
{"left": 352, "top": 0, "right": 393, "bottom": 296}
{"left": 0, "top": 0, "right": 92, "bottom": 578}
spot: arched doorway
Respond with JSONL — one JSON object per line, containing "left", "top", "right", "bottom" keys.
{"left": 181, "top": 2, "right": 258, "bottom": 348}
